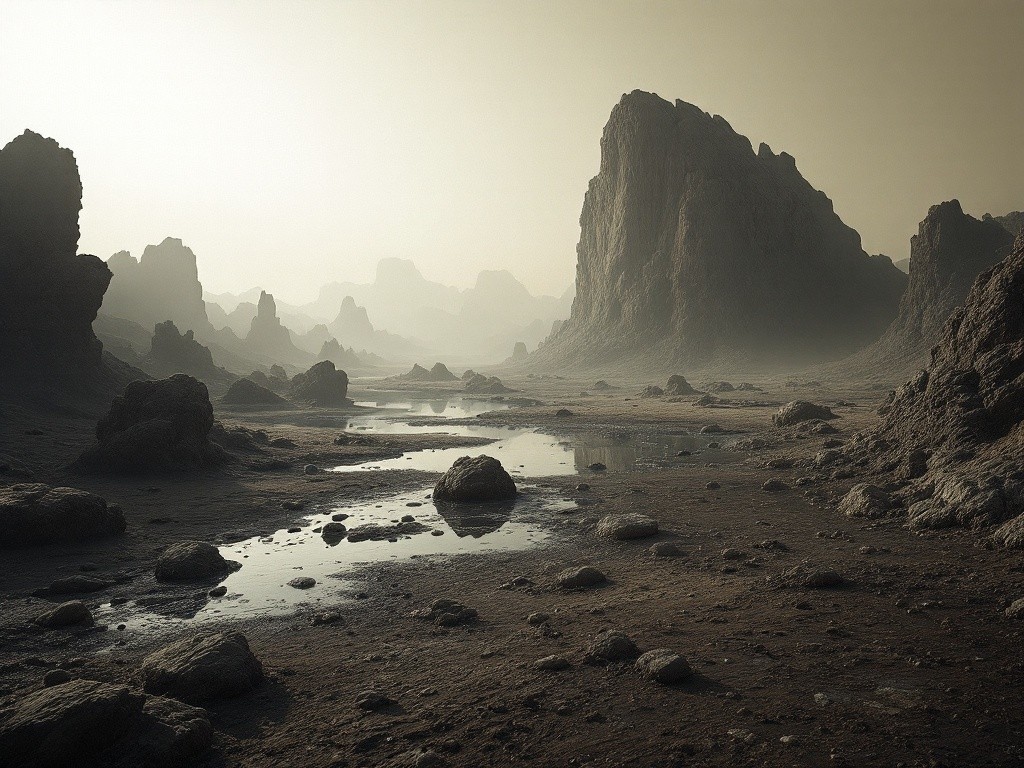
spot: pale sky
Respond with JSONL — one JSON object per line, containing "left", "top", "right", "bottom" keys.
{"left": 1, "top": 0, "right": 1022, "bottom": 304}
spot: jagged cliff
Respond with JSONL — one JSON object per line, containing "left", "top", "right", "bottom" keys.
{"left": 838, "top": 201, "right": 1016, "bottom": 376}
{"left": 0, "top": 130, "right": 121, "bottom": 394}
{"left": 534, "top": 90, "right": 907, "bottom": 370}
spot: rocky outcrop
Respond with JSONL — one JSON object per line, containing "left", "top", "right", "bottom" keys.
{"left": 464, "top": 374, "right": 514, "bottom": 394}
{"left": 845, "top": 232, "right": 1024, "bottom": 542}
{"left": 147, "top": 320, "right": 232, "bottom": 384}
{"left": 664, "top": 375, "right": 698, "bottom": 396}
{"left": 433, "top": 455, "right": 517, "bottom": 502}
{"left": 288, "top": 360, "right": 350, "bottom": 406}
{"left": 0, "top": 484, "right": 126, "bottom": 547}
{"left": 0, "top": 130, "right": 113, "bottom": 386}
{"left": 397, "top": 362, "right": 459, "bottom": 382}
{"left": 533, "top": 91, "right": 906, "bottom": 370}
{"left": 986, "top": 211, "right": 1024, "bottom": 238}
{"left": 102, "top": 238, "right": 213, "bottom": 339}
{"left": 511, "top": 341, "right": 529, "bottom": 361}
{"left": 245, "top": 291, "right": 307, "bottom": 365}
{"left": 846, "top": 201, "right": 1016, "bottom": 373}
{"left": 222, "top": 378, "right": 288, "bottom": 406}
{"left": 77, "top": 375, "right": 227, "bottom": 472}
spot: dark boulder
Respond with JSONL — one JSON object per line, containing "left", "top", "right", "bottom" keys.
{"left": 33, "top": 601, "right": 93, "bottom": 629}
{"left": 222, "top": 377, "right": 288, "bottom": 406}
{"left": 139, "top": 631, "right": 264, "bottom": 703}
{"left": 77, "top": 374, "right": 227, "bottom": 472}
{"left": 289, "top": 360, "right": 350, "bottom": 406}
{"left": 0, "top": 484, "right": 126, "bottom": 547}
{"left": 155, "top": 541, "right": 237, "bottom": 582}
{"left": 433, "top": 455, "right": 517, "bottom": 502}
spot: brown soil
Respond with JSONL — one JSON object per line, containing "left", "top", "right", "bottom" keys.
{"left": 2, "top": 376, "right": 1023, "bottom": 767}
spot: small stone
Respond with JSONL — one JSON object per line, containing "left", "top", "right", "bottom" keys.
{"left": 814, "top": 692, "right": 832, "bottom": 706}
{"left": 649, "top": 542, "right": 682, "bottom": 557}
{"left": 721, "top": 548, "right": 745, "bottom": 560}
{"left": 803, "top": 570, "right": 844, "bottom": 589}
{"left": 208, "top": 586, "right": 227, "bottom": 598}
{"left": 33, "top": 601, "right": 93, "bottom": 629}
{"left": 575, "top": 483, "right": 590, "bottom": 492}
{"left": 555, "top": 566, "right": 606, "bottom": 588}
{"left": 780, "top": 735, "right": 800, "bottom": 745}
{"left": 331, "top": 513, "right": 349, "bottom": 522}
{"left": 587, "top": 463, "right": 607, "bottom": 472}
{"left": 356, "top": 690, "right": 395, "bottom": 711}
{"left": 527, "top": 612, "right": 549, "bottom": 626}
{"left": 705, "top": 481, "right": 721, "bottom": 490}
{"left": 859, "top": 546, "right": 877, "bottom": 555}
{"left": 430, "top": 529, "right": 444, "bottom": 536}
{"left": 45, "top": 575, "right": 113, "bottom": 595}
{"left": 1005, "top": 598, "right": 1024, "bottom": 619}
{"left": 303, "top": 464, "right": 320, "bottom": 474}
{"left": 534, "top": 655, "right": 570, "bottom": 671}
{"left": 286, "top": 527, "right": 301, "bottom": 533}
{"left": 584, "top": 630, "right": 639, "bottom": 663}
{"left": 401, "top": 514, "right": 415, "bottom": 523}
{"left": 288, "top": 577, "right": 316, "bottom": 589}
{"left": 634, "top": 649, "right": 691, "bottom": 683}
{"left": 43, "top": 669, "right": 72, "bottom": 687}
{"left": 762, "top": 478, "right": 790, "bottom": 492}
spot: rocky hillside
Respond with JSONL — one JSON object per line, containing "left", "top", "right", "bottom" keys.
{"left": 844, "top": 231, "right": 1024, "bottom": 545}
{"left": 534, "top": 90, "right": 907, "bottom": 371}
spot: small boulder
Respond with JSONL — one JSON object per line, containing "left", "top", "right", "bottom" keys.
{"left": 584, "top": 630, "right": 639, "bottom": 664}
{"left": 649, "top": 542, "right": 682, "bottom": 557}
{"left": 287, "top": 577, "right": 316, "bottom": 589}
{"left": 139, "top": 631, "right": 264, "bottom": 703}
{"left": 773, "top": 401, "right": 838, "bottom": 427}
{"left": 0, "top": 484, "right": 126, "bottom": 547}
{"left": 155, "top": 542, "right": 235, "bottom": 582}
{"left": 46, "top": 575, "right": 113, "bottom": 595}
{"left": 838, "top": 484, "right": 892, "bottom": 519}
{"left": 412, "top": 598, "right": 478, "bottom": 626}
{"left": 555, "top": 565, "right": 606, "bottom": 588}
{"left": 634, "top": 649, "right": 691, "bottom": 684}
{"left": 596, "top": 514, "right": 659, "bottom": 540}
{"left": 1005, "top": 598, "right": 1024, "bottom": 619}
{"left": 762, "top": 479, "right": 790, "bottom": 492}
{"left": 534, "top": 655, "right": 570, "bottom": 672}
{"left": 33, "top": 601, "right": 92, "bottom": 629}
{"left": 432, "top": 455, "right": 516, "bottom": 502}
{"left": 355, "top": 691, "right": 396, "bottom": 711}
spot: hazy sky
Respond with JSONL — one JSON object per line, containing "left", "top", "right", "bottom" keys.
{"left": 1, "top": 1, "right": 1022, "bottom": 303}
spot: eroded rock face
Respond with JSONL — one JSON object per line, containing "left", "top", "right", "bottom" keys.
{"left": 148, "top": 320, "right": 227, "bottom": 381}
{"left": 288, "top": 360, "right": 349, "bottom": 406}
{"left": 847, "top": 233, "right": 1024, "bottom": 543}
{"left": 665, "top": 375, "right": 698, "bottom": 395}
{"left": 534, "top": 90, "right": 906, "bottom": 369}
{"left": 77, "top": 374, "right": 227, "bottom": 472}
{"left": 139, "top": 631, "right": 264, "bottom": 703}
{"left": 433, "top": 455, "right": 517, "bottom": 502}
{"left": 245, "top": 290, "right": 306, "bottom": 364}
{"left": 0, "top": 484, "right": 126, "bottom": 547}
{"left": 0, "top": 130, "right": 111, "bottom": 378}
{"left": 849, "top": 201, "right": 1016, "bottom": 372}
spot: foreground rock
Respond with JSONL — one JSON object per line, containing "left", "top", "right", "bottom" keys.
{"left": 0, "top": 680, "right": 144, "bottom": 768}
{"left": 596, "top": 514, "right": 659, "bottom": 540}
{"left": 773, "top": 401, "right": 838, "bottom": 427}
{"left": 556, "top": 566, "right": 606, "bottom": 588}
{"left": 77, "top": 374, "right": 227, "bottom": 472}
{"left": 0, "top": 484, "right": 125, "bottom": 547}
{"left": 139, "top": 631, "right": 264, "bottom": 703}
{"left": 411, "top": 598, "right": 478, "bottom": 627}
{"left": 155, "top": 541, "right": 237, "bottom": 582}
{"left": 433, "top": 455, "right": 516, "bottom": 502}
{"left": 634, "top": 649, "right": 691, "bottom": 684}
{"left": 288, "top": 360, "right": 350, "bottom": 406}
{"left": 584, "top": 630, "right": 640, "bottom": 664}
{"left": 33, "top": 601, "right": 93, "bottom": 628}
{"left": 839, "top": 484, "right": 892, "bottom": 519}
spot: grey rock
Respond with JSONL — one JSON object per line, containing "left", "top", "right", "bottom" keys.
{"left": 33, "top": 601, "right": 92, "bottom": 629}
{"left": 432, "top": 455, "right": 516, "bottom": 502}
{"left": 139, "top": 631, "right": 263, "bottom": 703}
{"left": 596, "top": 513, "right": 658, "bottom": 540}
{"left": 584, "top": 630, "right": 639, "bottom": 664}
{"left": 634, "top": 648, "right": 691, "bottom": 683}
{"left": 155, "top": 541, "right": 235, "bottom": 582}
{"left": 534, "top": 655, "right": 570, "bottom": 672}
{"left": 555, "top": 566, "right": 606, "bottom": 588}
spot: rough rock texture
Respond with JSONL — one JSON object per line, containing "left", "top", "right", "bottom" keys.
{"left": 844, "top": 201, "right": 1016, "bottom": 374}
{"left": 583, "top": 630, "right": 640, "bottom": 664}
{"left": 634, "top": 649, "right": 691, "bottom": 684}
{"left": 555, "top": 565, "right": 606, "bottom": 588}
{"left": 33, "top": 600, "right": 93, "bottom": 628}
{"left": 155, "top": 541, "right": 236, "bottom": 582}
{"left": 846, "top": 233, "right": 1024, "bottom": 543}
{"left": 288, "top": 360, "right": 350, "bottom": 406}
{"left": 119, "top": 696, "right": 213, "bottom": 768}
{"left": 0, "top": 680, "right": 145, "bottom": 768}
{"left": 665, "top": 375, "right": 698, "bottom": 395}
{"left": 773, "top": 401, "right": 838, "bottom": 427}
{"left": 838, "top": 484, "right": 892, "bottom": 519}
{"left": 986, "top": 211, "right": 1024, "bottom": 238}
{"left": 222, "top": 377, "right": 288, "bottom": 406}
{"left": 596, "top": 513, "right": 659, "bottom": 540}
{"left": 0, "top": 130, "right": 112, "bottom": 383}
{"left": 0, "top": 483, "right": 126, "bottom": 546}
{"left": 432, "top": 455, "right": 517, "bottom": 502}
{"left": 139, "top": 631, "right": 264, "bottom": 703}
{"left": 464, "top": 374, "right": 514, "bottom": 394}
{"left": 511, "top": 341, "right": 529, "bottom": 361}
{"left": 102, "top": 238, "right": 213, "bottom": 340}
{"left": 533, "top": 90, "right": 906, "bottom": 370}
{"left": 78, "top": 375, "right": 227, "bottom": 472}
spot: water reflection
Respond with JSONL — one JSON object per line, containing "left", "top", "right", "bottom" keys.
{"left": 433, "top": 499, "right": 515, "bottom": 538}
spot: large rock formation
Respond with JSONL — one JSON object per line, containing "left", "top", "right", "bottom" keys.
{"left": 148, "top": 320, "right": 233, "bottom": 384}
{"left": 77, "top": 375, "right": 228, "bottom": 472}
{"left": 288, "top": 360, "right": 350, "bottom": 406}
{"left": 0, "top": 130, "right": 113, "bottom": 385}
{"left": 841, "top": 201, "right": 1016, "bottom": 374}
{"left": 102, "top": 238, "right": 213, "bottom": 339}
{"left": 534, "top": 91, "right": 907, "bottom": 370}
{"left": 244, "top": 291, "right": 308, "bottom": 365}
{"left": 845, "top": 232, "right": 1024, "bottom": 543}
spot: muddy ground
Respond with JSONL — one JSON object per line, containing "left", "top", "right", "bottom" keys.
{"left": 2, "top": 374, "right": 1024, "bottom": 767}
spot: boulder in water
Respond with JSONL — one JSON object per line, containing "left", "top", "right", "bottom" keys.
{"left": 155, "top": 541, "right": 237, "bottom": 582}
{"left": 433, "top": 455, "right": 516, "bottom": 502}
